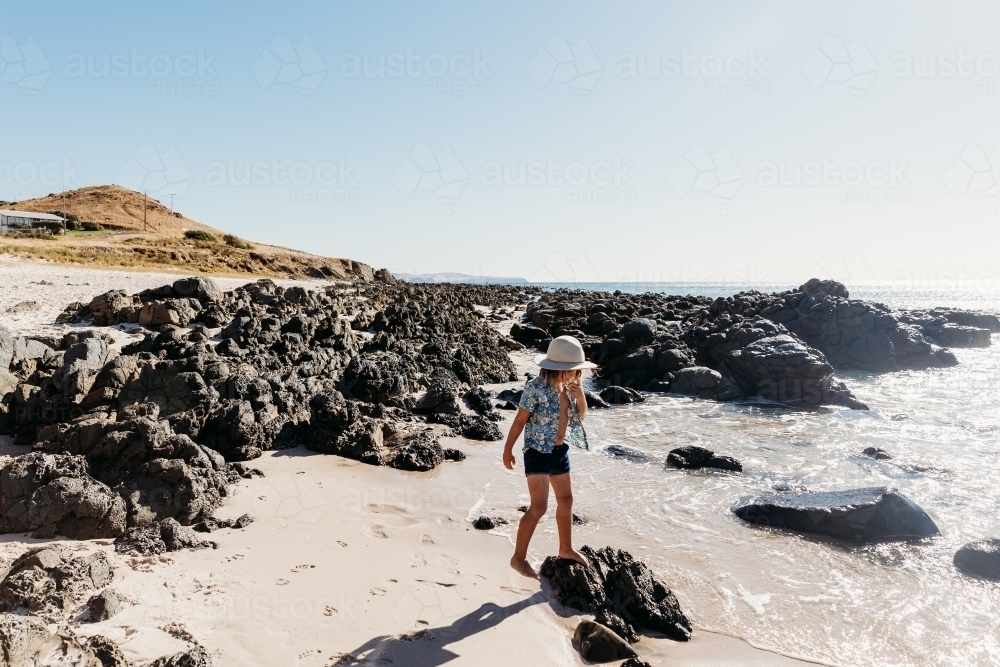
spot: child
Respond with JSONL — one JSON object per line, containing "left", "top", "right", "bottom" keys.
{"left": 502, "top": 335, "right": 596, "bottom": 579}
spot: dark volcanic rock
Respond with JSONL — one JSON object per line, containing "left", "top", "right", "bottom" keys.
{"left": 510, "top": 321, "right": 551, "bottom": 349}
{"left": 604, "top": 445, "right": 649, "bottom": 463}
{"left": 862, "top": 447, "right": 892, "bottom": 460}
{"left": 0, "top": 547, "right": 113, "bottom": 621}
{"left": 733, "top": 487, "right": 939, "bottom": 543}
{"left": 443, "top": 447, "right": 466, "bottom": 462}
{"left": 194, "top": 513, "right": 254, "bottom": 532}
{"left": 147, "top": 645, "right": 213, "bottom": 667}
{"left": 584, "top": 390, "right": 610, "bottom": 409}
{"left": 573, "top": 619, "right": 637, "bottom": 662}
{"left": 473, "top": 515, "right": 508, "bottom": 530}
{"left": 0, "top": 452, "right": 126, "bottom": 540}
{"left": 0, "top": 614, "right": 106, "bottom": 666}
{"left": 954, "top": 538, "right": 1000, "bottom": 580}
{"left": 413, "top": 369, "right": 462, "bottom": 414}
{"left": 599, "top": 386, "right": 644, "bottom": 405}
{"left": 669, "top": 367, "right": 739, "bottom": 401}
{"left": 540, "top": 545, "right": 692, "bottom": 642}
{"left": 87, "top": 587, "right": 121, "bottom": 622}
{"left": 621, "top": 659, "right": 653, "bottom": 667}
{"left": 114, "top": 517, "right": 217, "bottom": 555}
{"left": 86, "top": 634, "right": 129, "bottom": 667}
{"left": 426, "top": 413, "right": 503, "bottom": 441}
{"left": 391, "top": 434, "right": 445, "bottom": 471}
{"left": 666, "top": 446, "right": 742, "bottom": 472}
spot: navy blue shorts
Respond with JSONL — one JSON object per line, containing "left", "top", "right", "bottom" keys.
{"left": 523, "top": 445, "right": 571, "bottom": 476}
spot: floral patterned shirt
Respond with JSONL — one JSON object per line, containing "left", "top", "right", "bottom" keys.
{"left": 518, "top": 377, "right": 588, "bottom": 453}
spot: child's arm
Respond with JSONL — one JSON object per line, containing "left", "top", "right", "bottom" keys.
{"left": 555, "top": 387, "right": 569, "bottom": 445}
{"left": 568, "top": 375, "right": 587, "bottom": 422}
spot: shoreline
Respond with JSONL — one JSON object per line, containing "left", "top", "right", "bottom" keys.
{"left": 0, "top": 258, "right": 824, "bottom": 666}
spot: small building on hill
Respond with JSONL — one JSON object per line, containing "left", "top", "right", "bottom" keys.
{"left": 0, "top": 210, "right": 66, "bottom": 234}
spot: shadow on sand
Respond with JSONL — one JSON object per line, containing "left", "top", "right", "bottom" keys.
{"left": 334, "top": 592, "right": 548, "bottom": 666}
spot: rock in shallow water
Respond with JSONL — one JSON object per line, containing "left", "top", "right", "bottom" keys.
{"left": 666, "top": 445, "right": 742, "bottom": 472}
{"left": 862, "top": 447, "right": 892, "bottom": 460}
{"left": 733, "top": 487, "right": 939, "bottom": 543}
{"left": 599, "top": 386, "right": 644, "bottom": 405}
{"left": 540, "top": 545, "right": 692, "bottom": 642}
{"left": 573, "top": 619, "right": 637, "bottom": 662}
{"left": 604, "top": 445, "right": 649, "bottom": 462}
{"left": 954, "top": 538, "right": 1000, "bottom": 580}
{"left": 473, "top": 515, "right": 508, "bottom": 530}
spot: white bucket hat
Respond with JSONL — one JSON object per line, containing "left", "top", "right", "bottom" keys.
{"left": 535, "top": 335, "right": 597, "bottom": 371}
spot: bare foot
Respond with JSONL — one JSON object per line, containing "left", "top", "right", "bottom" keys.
{"left": 559, "top": 549, "right": 590, "bottom": 567}
{"left": 510, "top": 557, "right": 539, "bottom": 580}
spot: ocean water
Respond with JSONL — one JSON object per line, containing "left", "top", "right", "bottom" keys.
{"left": 480, "top": 283, "right": 1000, "bottom": 666}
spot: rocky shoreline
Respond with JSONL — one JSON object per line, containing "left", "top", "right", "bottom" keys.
{"left": 0, "top": 272, "right": 998, "bottom": 664}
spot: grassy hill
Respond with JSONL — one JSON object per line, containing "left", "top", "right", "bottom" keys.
{"left": 0, "top": 185, "right": 374, "bottom": 280}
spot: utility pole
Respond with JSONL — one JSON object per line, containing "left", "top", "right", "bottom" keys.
{"left": 143, "top": 191, "right": 147, "bottom": 233}
{"left": 167, "top": 193, "right": 176, "bottom": 231}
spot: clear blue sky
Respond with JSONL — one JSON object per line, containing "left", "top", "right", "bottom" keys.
{"left": 2, "top": 0, "right": 999, "bottom": 284}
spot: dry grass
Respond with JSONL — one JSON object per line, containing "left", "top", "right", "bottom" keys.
{"left": 0, "top": 184, "right": 372, "bottom": 280}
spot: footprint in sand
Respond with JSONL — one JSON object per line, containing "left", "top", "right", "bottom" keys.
{"left": 439, "top": 555, "right": 458, "bottom": 566}
{"left": 420, "top": 535, "right": 435, "bottom": 545}
{"left": 292, "top": 564, "right": 316, "bottom": 573}
{"left": 297, "top": 649, "right": 322, "bottom": 660}
{"left": 277, "top": 578, "right": 289, "bottom": 586}
{"left": 501, "top": 586, "right": 533, "bottom": 595}
{"left": 369, "top": 586, "right": 387, "bottom": 596}
{"left": 369, "top": 525, "right": 388, "bottom": 539}
{"left": 409, "top": 555, "right": 427, "bottom": 568}
{"left": 323, "top": 605, "right": 338, "bottom": 616}
{"left": 224, "top": 553, "right": 245, "bottom": 563}
{"left": 258, "top": 495, "right": 267, "bottom": 501}
{"left": 337, "top": 541, "right": 348, "bottom": 547}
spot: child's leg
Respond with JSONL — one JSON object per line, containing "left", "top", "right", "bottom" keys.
{"left": 510, "top": 473, "right": 550, "bottom": 579}
{"left": 555, "top": 392, "right": 569, "bottom": 445}
{"left": 549, "top": 473, "right": 588, "bottom": 566}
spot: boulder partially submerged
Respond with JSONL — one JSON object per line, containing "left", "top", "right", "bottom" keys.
{"left": 954, "top": 538, "right": 1000, "bottom": 580}
{"left": 540, "top": 545, "right": 692, "bottom": 642}
{"left": 666, "top": 446, "right": 742, "bottom": 472}
{"left": 733, "top": 487, "right": 939, "bottom": 543}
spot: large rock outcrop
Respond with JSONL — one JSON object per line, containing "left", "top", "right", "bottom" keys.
{"left": 0, "top": 452, "right": 125, "bottom": 539}
{"left": 0, "top": 546, "right": 113, "bottom": 621}
{"left": 733, "top": 487, "right": 939, "bottom": 543}
{"left": 540, "top": 545, "right": 692, "bottom": 643}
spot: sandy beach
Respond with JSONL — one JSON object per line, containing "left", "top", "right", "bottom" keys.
{"left": 0, "top": 258, "right": 817, "bottom": 666}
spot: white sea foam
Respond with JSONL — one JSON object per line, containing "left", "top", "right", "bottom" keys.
{"left": 482, "top": 283, "right": 1000, "bottom": 666}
